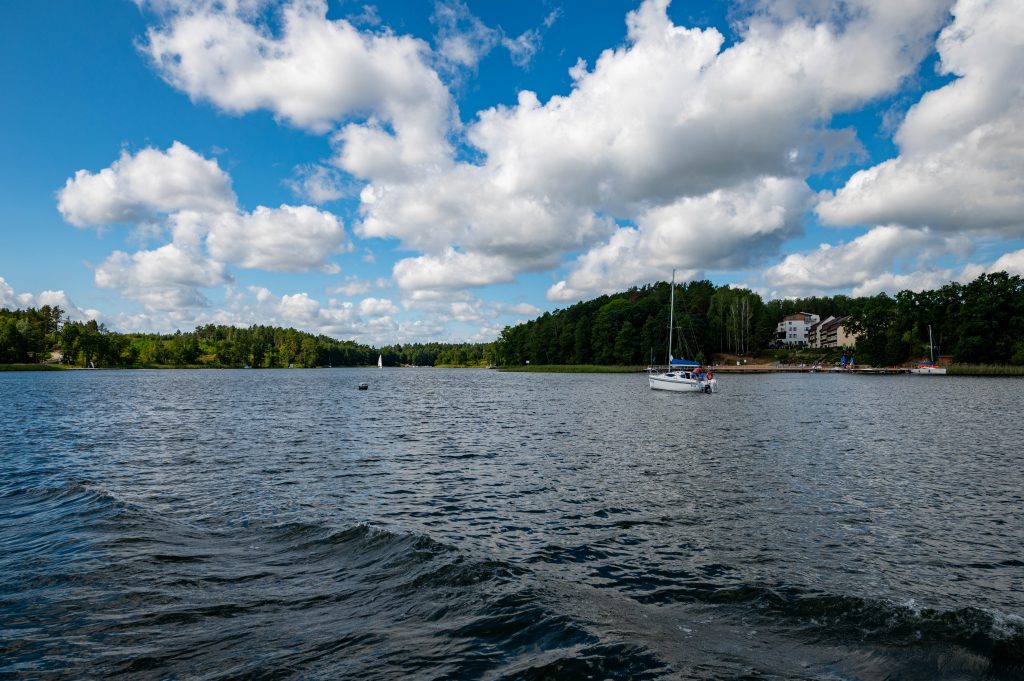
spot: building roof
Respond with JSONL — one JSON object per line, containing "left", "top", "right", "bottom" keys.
{"left": 820, "top": 315, "right": 850, "bottom": 331}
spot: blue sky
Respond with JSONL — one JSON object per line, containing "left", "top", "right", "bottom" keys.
{"left": 2, "top": 0, "right": 1022, "bottom": 344}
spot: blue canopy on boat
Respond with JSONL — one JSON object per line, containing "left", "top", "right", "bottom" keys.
{"left": 670, "top": 359, "right": 700, "bottom": 367}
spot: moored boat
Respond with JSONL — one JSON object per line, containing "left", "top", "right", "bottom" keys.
{"left": 649, "top": 358, "right": 717, "bottom": 392}
{"left": 648, "top": 270, "right": 717, "bottom": 393}
{"left": 909, "top": 325, "right": 946, "bottom": 375}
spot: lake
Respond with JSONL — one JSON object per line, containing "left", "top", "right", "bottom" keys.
{"left": 1, "top": 369, "right": 1022, "bottom": 678}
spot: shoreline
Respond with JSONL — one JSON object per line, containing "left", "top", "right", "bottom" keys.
{"left": 4, "top": 363, "right": 1021, "bottom": 376}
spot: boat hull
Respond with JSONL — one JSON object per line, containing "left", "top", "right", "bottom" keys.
{"left": 649, "top": 374, "right": 718, "bottom": 393}
{"left": 910, "top": 367, "right": 947, "bottom": 375}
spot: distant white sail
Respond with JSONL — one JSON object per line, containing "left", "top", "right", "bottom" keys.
{"left": 378, "top": 354, "right": 383, "bottom": 368}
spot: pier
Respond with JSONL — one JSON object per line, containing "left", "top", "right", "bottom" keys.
{"left": 711, "top": 365, "right": 910, "bottom": 374}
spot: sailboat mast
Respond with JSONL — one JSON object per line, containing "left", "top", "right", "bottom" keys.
{"left": 928, "top": 325, "right": 934, "bottom": 363}
{"left": 668, "top": 269, "right": 675, "bottom": 365}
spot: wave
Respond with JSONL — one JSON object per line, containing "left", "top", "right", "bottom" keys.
{"left": 2, "top": 504, "right": 663, "bottom": 679}
{"left": 635, "top": 580, "right": 1024, "bottom": 673}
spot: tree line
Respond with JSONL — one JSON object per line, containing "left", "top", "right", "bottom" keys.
{"left": 3, "top": 271, "right": 1022, "bottom": 368}
{"left": 0, "top": 309, "right": 498, "bottom": 368}
{"left": 492, "top": 272, "right": 1024, "bottom": 367}
{"left": 492, "top": 280, "right": 776, "bottom": 366}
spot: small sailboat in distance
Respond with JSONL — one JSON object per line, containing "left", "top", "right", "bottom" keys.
{"left": 910, "top": 325, "right": 946, "bottom": 374}
{"left": 378, "top": 353, "right": 383, "bottom": 369}
{"left": 648, "top": 270, "right": 717, "bottom": 393}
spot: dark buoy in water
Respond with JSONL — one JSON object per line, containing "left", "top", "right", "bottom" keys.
{"left": 357, "top": 383, "right": 369, "bottom": 390}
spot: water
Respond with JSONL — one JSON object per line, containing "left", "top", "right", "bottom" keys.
{"left": 2, "top": 369, "right": 1022, "bottom": 679}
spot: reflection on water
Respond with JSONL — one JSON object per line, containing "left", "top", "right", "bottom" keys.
{"left": 2, "top": 369, "right": 1022, "bottom": 678}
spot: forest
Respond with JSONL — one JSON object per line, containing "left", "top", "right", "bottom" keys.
{"left": 492, "top": 272, "right": 1024, "bottom": 367}
{"left": 2, "top": 272, "right": 1022, "bottom": 368}
{"left": 0, "top": 308, "right": 498, "bottom": 368}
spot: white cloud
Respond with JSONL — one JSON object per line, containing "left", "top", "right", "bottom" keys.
{"left": 500, "top": 302, "right": 542, "bottom": 317}
{"left": 202, "top": 285, "right": 398, "bottom": 344}
{"left": 0, "top": 276, "right": 15, "bottom": 308}
{"left": 55, "top": 142, "right": 351, "bottom": 316}
{"left": 549, "top": 177, "right": 810, "bottom": 300}
{"left": 206, "top": 204, "right": 348, "bottom": 272}
{"left": 278, "top": 292, "right": 322, "bottom": 326}
{"left": 760, "top": 225, "right": 970, "bottom": 297}
{"left": 392, "top": 248, "right": 521, "bottom": 291}
{"left": 347, "top": 4, "right": 381, "bottom": 28}
{"left": 143, "top": 0, "right": 455, "bottom": 180}
{"left": 359, "top": 164, "right": 614, "bottom": 275}
{"left": 817, "top": 0, "right": 1024, "bottom": 235}
{"left": 288, "top": 164, "right": 349, "bottom": 204}
{"left": 325, "top": 275, "right": 389, "bottom": 297}
{"left": 851, "top": 270, "right": 958, "bottom": 298}
{"left": 502, "top": 28, "right": 542, "bottom": 67}
{"left": 94, "top": 242, "right": 230, "bottom": 310}
{"left": 0, "top": 277, "right": 102, "bottom": 321}
{"left": 397, "top": 317, "right": 447, "bottom": 342}
{"left": 988, "top": 248, "right": 1024, "bottom": 276}
{"left": 57, "top": 141, "right": 235, "bottom": 227}
{"left": 432, "top": 0, "right": 499, "bottom": 70}
{"left": 358, "top": 297, "right": 399, "bottom": 316}
{"left": 354, "top": 0, "right": 950, "bottom": 298}
{"left": 460, "top": 0, "right": 948, "bottom": 212}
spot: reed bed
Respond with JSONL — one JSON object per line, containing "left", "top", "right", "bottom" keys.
{"left": 498, "top": 364, "right": 646, "bottom": 373}
{"left": 0, "top": 363, "right": 66, "bottom": 371}
{"left": 948, "top": 363, "right": 1024, "bottom": 376}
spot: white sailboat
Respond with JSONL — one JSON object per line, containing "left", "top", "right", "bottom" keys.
{"left": 910, "top": 325, "right": 946, "bottom": 374}
{"left": 648, "top": 270, "right": 718, "bottom": 393}
{"left": 377, "top": 354, "right": 383, "bottom": 369}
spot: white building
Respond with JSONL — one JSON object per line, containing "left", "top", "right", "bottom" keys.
{"left": 804, "top": 314, "right": 862, "bottom": 349}
{"left": 775, "top": 312, "right": 820, "bottom": 347}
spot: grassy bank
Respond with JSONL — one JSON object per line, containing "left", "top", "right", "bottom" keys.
{"left": 497, "top": 364, "right": 645, "bottom": 373}
{"left": 948, "top": 364, "right": 1024, "bottom": 376}
{"left": 0, "top": 363, "right": 68, "bottom": 371}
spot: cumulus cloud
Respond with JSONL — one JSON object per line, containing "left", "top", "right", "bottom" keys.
{"left": 850, "top": 270, "right": 960, "bottom": 298}
{"left": 57, "top": 141, "right": 235, "bottom": 227}
{"left": 460, "top": 0, "right": 949, "bottom": 211}
{"left": 56, "top": 142, "right": 350, "bottom": 311}
{"left": 206, "top": 204, "right": 348, "bottom": 272}
{"left": 325, "top": 275, "right": 389, "bottom": 297}
{"left": 0, "top": 277, "right": 102, "bottom": 321}
{"left": 359, "top": 164, "right": 613, "bottom": 263}
{"left": 351, "top": 0, "right": 951, "bottom": 297}
{"left": 358, "top": 297, "right": 399, "bottom": 316}
{"left": 142, "top": 0, "right": 455, "bottom": 180}
{"left": 397, "top": 317, "right": 447, "bottom": 341}
{"left": 760, "top": 225, "right": 970, "bottom": 297}
{"left": 94, "top": 242, "right": 231, "bottom": 310}
{"left": 500, "top": 302, "right": 542, "bottom": 317}
{"left": 987, "top": 248, "right": 1024, "bottom": 277}
{"left": 549, "top": 177, "right": 811, "bottom": 300}
{"left": 817, "top": 0, "right": 1024, "bottom": 235}
{"left": 392, "top": 249, "right": 521, "bottom": 291}
{"left": 58, "top": 0, "right": 1023, "bottom": 331}
{"left": 239, "top": 286, "right": 397, "bottom": 344}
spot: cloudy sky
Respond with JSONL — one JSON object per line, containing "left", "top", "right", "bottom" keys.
{"left": 2, "top": 0, "right": 1023, "bottom": 344}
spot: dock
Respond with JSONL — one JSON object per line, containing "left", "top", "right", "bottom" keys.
{"left": 711, "top": 365, "right": 910, "bottom": 374}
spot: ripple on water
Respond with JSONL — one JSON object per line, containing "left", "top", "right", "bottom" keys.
{"left": 1, "top": 369, "right": 1023, "bottom": 678}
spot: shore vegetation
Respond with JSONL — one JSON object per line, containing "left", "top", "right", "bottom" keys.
{"left": 3, "top": 272, "right": 1022, "bottom": 372}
